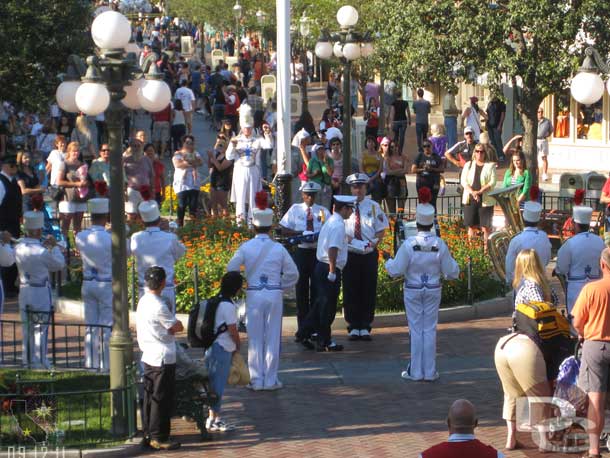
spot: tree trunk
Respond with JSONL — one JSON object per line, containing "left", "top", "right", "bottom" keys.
{"left": 517, "top": 95, "right": 543, "bottom": 186}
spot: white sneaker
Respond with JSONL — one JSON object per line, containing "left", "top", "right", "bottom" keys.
{"left": 205, "top": 416, "right": 214, "bottom": 430}
{"left": 542, "top": 173, "right": 549, "bottom": 181}
{"left": 209, "top": 419, "right": 234, "bottom": 432}
{"left": 348, "top": 329, "right": 360, "bottom": 340}
{"left": 424, "top": 372, "right": 440, "bottom": 382}
{"left": 360, "top": 329, "right": 372, "bottom": 341}
{"left": 401, "top": 364, "right": 423, "bottom": 381}
{"left": 264, "top": 381, "right": 284, "bottom": 391}
{"left": 246, "top": 383, "right": 263, "bottom": 391}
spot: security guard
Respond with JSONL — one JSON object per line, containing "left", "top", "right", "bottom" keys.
{"left": 0, "top": 231, "right": 15, "bottom": 316}
{"left": 227, "top": 192, "right": 299, "bottom": 390}
{"left": 75, "top": 198, "right": 112, "bottom": 370}
{"left": 130, "top": 201, "right": 186, "bottom": 314}
{"left": 15, "top": 211, "right": 65, "bottom": 368}
{"left": 343, "top": 173, "right": 389, "bottom": 340}
{"left": 505, "top": 198, "right": 552, "bottom": 285}
{"left": 556, "top": 205, "right": 605, "bottom": 315}
{"left": 384, "top": 199, "right": 459, "bottom": 381}
{"left": 279, "top": 181, "right": 331, "bottom": 349}
{"left": 300, "top": 195, "right": 356, "bottom": 352}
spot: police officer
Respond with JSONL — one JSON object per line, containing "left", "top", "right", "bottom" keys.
{"left": 505, "top": 198, "right": 552, "bottom": 285}
{"left": 384, "top": 199, "right": 459, "bottom": 381}
{"left": 130, "top": 201, "right": 186, "bottom": 314}
{"left": 15, "top": 211, "right": 65, "bottom": 368}
{"left": 0, "top": 231, "right": 15, "bottom": 316}
{"left": 556, "top": 205, "right": 605, "bottom": 315}
{"left": 227, "top": 192, "right": 299, "bottom": 390}
{"left": 75, "top": 198, "right": 112, "bottom": 370}
{"left": 300, "top": 195, "right": 356, "bottom": 352}
{"left": 343, "top": 173, "right": 389, "bottom": 340}
{"left": 279, "top": 181, "right": 331, "bottom": 349}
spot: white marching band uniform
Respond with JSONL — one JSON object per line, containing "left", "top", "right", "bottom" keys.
{"left": 555, "top": 205, "right": 605, "bottom": 314}
{"left": 385, "top": 204, "right": 459, "bottom": 381}
{"left": 0, "top": 240, "right": 15, "bottom": 316}
{"left": 15, "top": 212, "right": 65, "bottom": 368}
{"left": 75, "top": 198, "right": 112, "bottom": 370}
{"left": 227, "top": 207, "right": 299, "bottom": 389}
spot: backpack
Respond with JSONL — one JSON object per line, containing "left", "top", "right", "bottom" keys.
{"left": 187, "top": 295, "right": 228, "bottom": 349}
{"left": 513, "top": 301, "right": 576, "bottom": 380}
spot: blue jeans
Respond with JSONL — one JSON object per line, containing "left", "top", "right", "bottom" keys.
{"left": 177, "top": 189, "right": 199, "bottom": 225}
{"left": 207, "top": 342, "right": 233, "bottom": 413}
{"left": 444, "top": 116, "right": 458, "bottom": 149}
{"left": 488, "top": 126, "right": 505, "bottom": 160}
{"left": 415, "top": 123, "right": 429, "bottom": 152}
{"left": 392, "top": 120, "right": 408, "bottom": 155}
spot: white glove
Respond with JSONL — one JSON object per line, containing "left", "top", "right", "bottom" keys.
{"left": 327, "top": 271, "right": 337, "bottom": 282}
{"left": 302, "top": 231, "right": 314, "bottom": 236}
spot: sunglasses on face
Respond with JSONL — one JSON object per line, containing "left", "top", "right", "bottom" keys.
{"left": 423, "top": 144, "right": 431, "bottom": 148}
{"left": 101, "top": 148, "right": 110, "bottom": 152}
{"left": 465, "top": 132, "right": 473, "bottom": 136}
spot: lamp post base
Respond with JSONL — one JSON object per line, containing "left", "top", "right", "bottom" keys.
{"left": 109, "top": 331, "right": 134, "bottom": 436}
{"left": 274, "top": 173, "right": 293, "bottom": 220}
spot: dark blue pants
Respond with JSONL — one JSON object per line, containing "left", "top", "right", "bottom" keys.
{"left": 294, "top": 248, "right": 317, "bottom": 335}
{"left": 343, "top": 250, "right": 379, "bottom": 332}
{"left": 301, "top": 262, "right": 341, "bottom": 345}
{"left": 415, "top": 123, "right": 429, "bottom": 152}
{"left": 177, "top": 189, "right": 199, "bottom": 225}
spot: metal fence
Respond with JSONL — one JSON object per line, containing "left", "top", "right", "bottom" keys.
{"left": 0, "top": 365, "right": 138, "bottom": 447}
{"left": 0, "top": 307, "right": 111, "bottom": 370}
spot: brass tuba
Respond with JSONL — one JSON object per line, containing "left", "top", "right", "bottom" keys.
{"left": 487, "top": 183, "right": 524, "bottom": 282}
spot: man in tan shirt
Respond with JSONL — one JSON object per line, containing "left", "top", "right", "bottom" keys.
{"left": 572, "top": 248, "right": 610, "bottom": 458}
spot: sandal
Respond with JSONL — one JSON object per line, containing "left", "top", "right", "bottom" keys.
{"left": 505, "top": 440, "right": 524, "bottom": 451}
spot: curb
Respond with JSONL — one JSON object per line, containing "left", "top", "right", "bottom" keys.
{"left": 56, "top": 292, "right": 513, "bottom": 334}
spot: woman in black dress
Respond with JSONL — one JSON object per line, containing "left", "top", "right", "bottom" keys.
{"left": 207, "top": 135, "right": 233, "bottom": 217}
{"left": 16, "top": 151, "right": 43, "bottom": 212}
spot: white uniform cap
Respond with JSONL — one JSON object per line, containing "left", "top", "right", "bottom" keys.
{"left": 346, "top": 173, "right": 369, "bottom": 185}
{"left": 138, "top": 201, "right": 161, "bottom": 223}
{"left": 573, "top": 205, "right": 593, "bottom": 225}
{"left": 299, "top": 181, "right": 322, "bottom": 193}
{"left": 24, "top": 211, "right": 44, "bottom": 230}
{"left": 239, "top": 103, "right": 255, "bottom": 128}
{"left": 464, "top": 126, "right": 474, "bottom": 134}
{"left": 416, "top": 203, "right": 435, "bottom": 226}
{"left": 333, "top": 195, "right": 357, "bottom": 205}
{"left": 523, "top": 201, "right": 542, "bottom": 223}
{"left": 325, "top": 126, "right": 343, "bottom": 142}
{"left": 88, "top": 198, "right": 109, "bottom": 214}
{"left": 252, "top": 208, "right": 274, "bottom": 227}
{"left": 291, "top": 128, "right": 310, "bottom": 147}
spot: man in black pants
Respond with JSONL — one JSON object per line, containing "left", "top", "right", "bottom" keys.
{"left": 343, "top": 173, "right": 389, "bottom": 341}
{"left": 0, "top": 156, "right": 22, "bottom": 298}
{"left": 136, "top": 266, "right": 183, "bottom": 451}
{"left": 279, "top": 182, "right": 331, "bottom": 349}
{"left": 299, "top": 195, "right": 355, "bottom": 352}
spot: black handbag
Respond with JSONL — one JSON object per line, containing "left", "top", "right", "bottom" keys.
{"left": 49, "top": 186, "right": 65, "bottom": 202}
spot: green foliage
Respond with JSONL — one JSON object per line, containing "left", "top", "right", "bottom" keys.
{"left": 0, "top": 0, "right": 93, "bottom": 112}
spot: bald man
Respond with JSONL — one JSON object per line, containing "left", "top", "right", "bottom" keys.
{"left": 420, "top": 399, "right": 504, "bottom": 458}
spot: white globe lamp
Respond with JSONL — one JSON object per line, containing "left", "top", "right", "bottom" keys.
{"left": 75, "top": 82, "right": 110, "bottom": 116}
{"left": 342, "top": 42, "right": 361, "bottom": 61}
{"left": 56, "top": 80, "right": 82, "bottom": 113}
{"left": 570, "top": 71, "right": 604, "bottom": 105}
{"left": 91, "top": 11, "right": 132, "bottom": 50}
{"left": 337, "top": 5, "right": 359, "bottom": 28}
{"left": 121, "top": 78, "right": 144, "bottom": 109}
{"left": 361, "top": 42, "right": 374, "bottom": 58}
{"left": 315, "top": 42, "right": 333, "bottom": 60}
{"left": 137, "top": 79, "right": 171, "bottom": 112}
{"left": 333, "top": 42, "right": 344, "bottom": 59}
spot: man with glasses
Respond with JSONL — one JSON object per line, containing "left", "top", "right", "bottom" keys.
{"left": 537, "top": 108, "right": 553, "bottom": 181}
{"left": 412, "top": 142, "right": 444, "bottom": 211}
{"left": 445, "top": 126, "right": 478, "bottom": 169}
{"left": 0, "top": 156, "right": 22, "bottom": 298}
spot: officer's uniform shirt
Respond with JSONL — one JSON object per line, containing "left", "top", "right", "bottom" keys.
{"left": 226, "top": 234, "right": 299, "bottom": 291}
{"left": 130, "top": 227, "right": 186, "bottom": 288}
{"left": 75, "top": 226, "right": 112, "bottom": 281}
{"left": 136, "top": 292, "right": 178, "bottom": 367}
{"left": 505, "top": 227, "right": 552, "bottom": 284}
{"left": 316, "top": 213, "right": 349, "bottom": 270}
{"left": 345, "top": 197, "right": 389, "bottom": 246}
{"left": 279, "top": 203, "right": 331, "bottom": 248}
{"left": 385, "top": 231, "right": 460, "bottom": 288}
{"left": 226, "top": 134, "right": 264, "bottom": 168}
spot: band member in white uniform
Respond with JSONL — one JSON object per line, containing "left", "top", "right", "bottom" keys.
{"left": 15, "top": 211, "right": 65, "bottom": 368}
{"left": 505, "top": 195, "right": 551, "bottom": 285}
{"left": 556, "top": 205, "right": 605, "bottom": 315}
{"left": 226, "top": 104, "right": 263, "bottom": 225}
{"left": 279, "top": 181, "right": 331, "bottom": 349}
{"left": 226, "top": 192, "right": 299, "bottom": 390}
{"left": 343, "top": 173, "right": 389, "bottom": 341}
{"left": 130, "top": 201, "right": 186, "bottom": 314}
{"left": 301, "top": 195, "right": 357, "bottom": 352}
{"left": 75, "top": 198, "right": 112, "bottom": 370}
{"left": 0, "top": 231, "right": 15, "bottom": 316}
{"left": 384, "top": 197, "right": 459, "bottom": 381}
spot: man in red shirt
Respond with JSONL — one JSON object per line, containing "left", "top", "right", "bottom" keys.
{"left": 151, "top": 104, "right": 171, "bottom": 158}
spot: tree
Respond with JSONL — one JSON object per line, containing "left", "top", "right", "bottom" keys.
{"left": 370, "top": 0, "right": 610, "bottom": 179}
{"left": 0, "top": 0, "right": 93, "bottom": 112}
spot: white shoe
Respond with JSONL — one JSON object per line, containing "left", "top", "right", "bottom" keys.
{"left": 424, "top": 372, "right": 440, "bottom": 382}
{"left": 359, "top": 329, "right": 372, "bottom": 341}
{"left": 205, "top": 416, "right": 214, "bottom": 430}
{"left": 246, "top": 383, "right": 263, "bottom": 391}
{"left": 264, "top": 381, "right": 283, "bottom": 391}
{"left": 542, "top": 173, "right": 549, "bottom": 181}
{"left": 209, "top": 419, "right": 234, "bottom": 432}
{"left": 349, "top": 329, "right": 360, "bottom": 337}
{"left": 401, "top": 364, "right": 423, "bottom": 381}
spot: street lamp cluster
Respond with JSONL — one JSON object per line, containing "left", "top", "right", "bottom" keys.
{"left": 314, "top": 5, "right": 374, "bottom": 186}
{"left": 570, "top": 46, "right": 610, "bottom": 106}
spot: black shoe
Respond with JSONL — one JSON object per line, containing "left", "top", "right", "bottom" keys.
{"left": 317, "top": 342, "right": 344, "bottom": 352}
{"left": 140, "top": 436, "right": 152, "bottom": 450}
{"left": 149, "top": 439, "right": 181, "bottom": 450}
{"left": 300, "top": 338, "right": 315, "bottom": 350}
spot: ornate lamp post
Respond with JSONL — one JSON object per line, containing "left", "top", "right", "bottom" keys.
{"left": 298, "top": 11, "right": 311, "bottom": 112}
{"left": 55, "top": 10, "right": 171, "bottom": 435}
{"left": 315, "top": 5, "right": 374, "bottom": 189}
{"left": 233, "top": 0, "right": 243, "bottom": 39}
{"left": 570, "top": 47, "right": 610, "bottom": 105}
{"left": 256, "top": 9, "right": 267, "bottom": 51}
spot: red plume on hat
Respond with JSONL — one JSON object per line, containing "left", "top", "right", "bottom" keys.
{"left": 574, "top": 188, "right": 585, "bottom": 205}
{"left": 255, "top": 191, "right": 268, "bottom": 210}
{"left": 31, "top": 193, "right": 44, "bottom": 211}
{"left": 94, "top": 180, "right": 108, "bottom": 197}
{"left": 529, "top": 185, "right": 540, "bottom": 202}
{"left": 139, "top": 185, "right": 152, "bottom": 201}
{"left": 418, "top": 187, "right": 432, "bottom": 204}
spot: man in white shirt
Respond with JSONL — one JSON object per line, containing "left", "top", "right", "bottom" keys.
{"left": 0, "top": 231, "right": 15, "bottom": 316}
{"left": 175, "top": 80, "right": 196, "bottom": 134}
{"left": 226, "top": 194, "right": 299, "bottom": 390}
{"left": 136, "top": 266, "right": 183, "bottom": 451}
{"left": 301, "top": 195, "right": 356, "bottom": 352}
